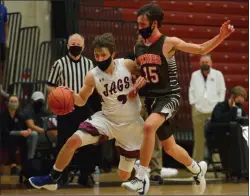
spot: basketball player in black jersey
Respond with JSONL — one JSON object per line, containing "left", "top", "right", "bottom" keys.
{"left": 122, "top": 3, "right": 234, "bottom": 195}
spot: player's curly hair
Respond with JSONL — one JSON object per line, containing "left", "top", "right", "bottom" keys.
{"left": 92, "top": 33, "right": 116, "bottom": 54}
{"left": 137, "top": 3, "right": 164, "bottom": 28}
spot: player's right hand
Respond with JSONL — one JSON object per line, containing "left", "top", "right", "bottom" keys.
{"left": 58, "top": 86, "right": 74, "bottom": 93}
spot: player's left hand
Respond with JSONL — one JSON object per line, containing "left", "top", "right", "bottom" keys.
{"left": 135, "top": 76, "right": 147, "bottom": 89}
{"left": 127, "top": 76, "right": 146, "bottom": 100}
{"left": 219, "top": 20, "right": 235, "bottom": 39}
{"left": 128, "top": 87, "right": 138, "bottom": 100}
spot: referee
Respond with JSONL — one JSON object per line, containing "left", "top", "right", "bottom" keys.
{"left": 47, "top": 33, "right": 97, "bottom": 187}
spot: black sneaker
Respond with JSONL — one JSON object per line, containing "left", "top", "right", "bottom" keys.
{"left": 78, "top": 175, "right": 95, "bottom": 188}
{"left": 150, "top": 175, "right": 164, "bottom": 185}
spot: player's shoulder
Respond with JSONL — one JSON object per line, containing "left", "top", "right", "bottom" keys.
{"left": 85, "top": 71, "right": 95, "bottom": 83}
{"left": 114, "top": 58, "right": 126, "bottom": 67}
{"left": 164, "top": 36, "right": 178, "bottom": 44}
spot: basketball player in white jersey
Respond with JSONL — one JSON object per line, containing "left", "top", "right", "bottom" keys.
{"left": 28, "top": 33, "right": 149, "bottom": 193}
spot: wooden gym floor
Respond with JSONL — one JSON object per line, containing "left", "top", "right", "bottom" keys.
{"left": 0, "top": 168, "right": 248, "bottom": 195}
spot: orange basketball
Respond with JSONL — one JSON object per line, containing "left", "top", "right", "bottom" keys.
{"left": 48, "top": 87, "right": 74, "bottom": 116}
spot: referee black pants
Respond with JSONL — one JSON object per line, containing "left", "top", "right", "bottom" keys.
{"left": 57, "top": 104, "right": 97, "bottom": 178}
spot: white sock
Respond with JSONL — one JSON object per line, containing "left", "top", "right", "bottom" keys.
{"left": 136, "top": 165, "right": 149, "bottom": 180}
{"left": 187, "top": 160, "right": 201, "bottom": 174}
{"left": 53, "top": 165, "right": 63, "bottom": 172}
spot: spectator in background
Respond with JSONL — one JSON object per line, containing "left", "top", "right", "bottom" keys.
{"left": 211, "top": 86, "right": 247, "bottom": 123}
{"left": 22, "top": 91, "right": 53, "bottom": 160}
{"left": 189, "top": 54, "right": 226, "bottom": 161}
{"left": 0, "top": 95, "right": 29, "bottom": 175}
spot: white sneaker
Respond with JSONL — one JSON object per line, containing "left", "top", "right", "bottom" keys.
{"left": 193, "top": 161, "right": 207, "bottom": 194}
{"left": 121, "top": 174, "right": 150, "bottom": 195}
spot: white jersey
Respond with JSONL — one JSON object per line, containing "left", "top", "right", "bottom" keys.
{"left": 91, "top": 58, "right": 141, "bottom": 123}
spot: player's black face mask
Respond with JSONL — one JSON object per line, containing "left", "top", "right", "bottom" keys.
{"left": 139, "top": 23, "right": 154, "bottom": 39}
{"left": 96, "top": 56, "right": 112, "bottom": 72}
{"left": 69, "top": 46, "right": 82, "bottom": 57}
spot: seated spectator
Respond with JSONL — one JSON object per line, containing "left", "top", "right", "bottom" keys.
{"left": 22, "top": 91, "right": 55, "bottom": 159}
{"left": 0, "top": 95, "right": 30, "bottom": 175}
{"left": 211, "top": 86, "right": 247, "bottom": 123}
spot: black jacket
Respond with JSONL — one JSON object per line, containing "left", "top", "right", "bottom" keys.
{"left": 0, "top": 109, "right": 26, "bottom": 140}
{"left": 211, "top": 100, "right": 246, "bottom": 123}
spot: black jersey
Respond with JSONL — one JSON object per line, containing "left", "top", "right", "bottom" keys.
{"left": 135, "top": 35, "right": 181, "bottom": 97}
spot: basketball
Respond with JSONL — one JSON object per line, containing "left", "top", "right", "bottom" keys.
{"left": 47, "top": 87, "right": 74, "bottom": 115}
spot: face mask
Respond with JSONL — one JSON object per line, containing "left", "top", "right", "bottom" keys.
{"left": 200, "top": 64, "right": 210, "bottom": 71}
{"left": 69, "top": 46, "right": 82, "bottom": 57}
{"left": 139, "top": 24, "right": 154, "bottom": 39}
{"left": 8, "top": 102, "right": 19, "bottom": 110}
{"left": 96, "top": 56, "right": 112, "bottom": 71}
{"left": 33, "top": 100, "right": 44, "bottom": 112}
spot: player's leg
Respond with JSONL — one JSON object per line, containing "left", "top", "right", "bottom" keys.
{"left": 122, "top": 95, "right": 180, "bottom": 194}
{"left": 29, "top": 128, "right": 100, "bottom": 191}
{"left": 28, "top": 112, "right": 108, "bottom": 191}
{"left": 155, "top": 96, "right": 207, "bottom": 194}
{"left": 29, "top": 130, "right": 99, "bottom": 191}
{"left": 121, "top": 113, "right": 164, "bottom": 193}
{"left": 117, "top": 155, "right": 137, "bottom": 181}
{"left": 161, "top": 135, "right": 207, "bottom": 194}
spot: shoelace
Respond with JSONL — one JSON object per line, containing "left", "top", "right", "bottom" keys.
{"left": 131, "top": 177, "right": 142, "bottom": 184}
{"left": 192, "top": 165, "right": 202, "bottom": 185}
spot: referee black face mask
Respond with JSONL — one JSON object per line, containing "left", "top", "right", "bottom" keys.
{"left": 69, "top": 46, "right": 82, "bottom": 57}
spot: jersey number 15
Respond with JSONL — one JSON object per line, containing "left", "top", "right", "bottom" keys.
{"left": 142, "top": 66, "right": 159, "bottom": 83}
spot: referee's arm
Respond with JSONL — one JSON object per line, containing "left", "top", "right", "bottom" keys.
{"left": 47, "top": 61, "right": 61, "bottom": 93}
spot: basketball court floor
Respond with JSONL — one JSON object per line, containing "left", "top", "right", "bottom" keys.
{"left": 0, "top": 169, "right": 248, "bottom": 195}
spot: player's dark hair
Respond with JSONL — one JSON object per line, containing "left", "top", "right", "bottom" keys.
{"left": 137, "top": 3, "right": 164, "bottom": 28}
{"left": 92, "top": 33, "right": 116, "bottom": 54}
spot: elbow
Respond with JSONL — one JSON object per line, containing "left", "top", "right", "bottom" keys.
{"left": 200, "top": 48, "right": 208, "bottom": 55}
{"left": 74, "top": 94, "right": 86, "bottom": 107}
{"left": 76, "top": 100, "right": 86, "bottom": 107}
{"left": 198, "top": 45, "right": 208, "bottom": 55}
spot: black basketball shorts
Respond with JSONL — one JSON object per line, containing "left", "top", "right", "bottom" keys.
{"left": 145, "top": 93, "right": 181, "bottom": 141}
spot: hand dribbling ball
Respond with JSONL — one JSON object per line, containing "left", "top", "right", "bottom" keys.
{"left": 47, "top": 87, "right": 74, "bottom": 115}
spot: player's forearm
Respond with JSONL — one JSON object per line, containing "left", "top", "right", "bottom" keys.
{"left": 47, "top": 85, "right": 56, "bottom": 94}
{"left": 74, "top": 93, "right": 87, "bottom": 107}
{"left": 199, "top": 34, "right": 224, "bottom": 55}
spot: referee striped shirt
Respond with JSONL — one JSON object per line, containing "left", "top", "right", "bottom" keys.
{"left": 47, "top": 55, "right": 94, "bottom": 93}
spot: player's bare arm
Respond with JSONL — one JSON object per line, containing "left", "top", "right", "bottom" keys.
{"left": 124, "top": 59, "right": 146, "bottom": 89}
{"left": 163, "top": 20, "right": 234, "bottom": 57}
{"left": 124, "top": 59, "right": 141, "bottom": 75}
{"left": 47, "top": 85, "right": 56, "bottom": 94}
{"left": 74, "top": 72, "right": 95, "bottom": 107}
